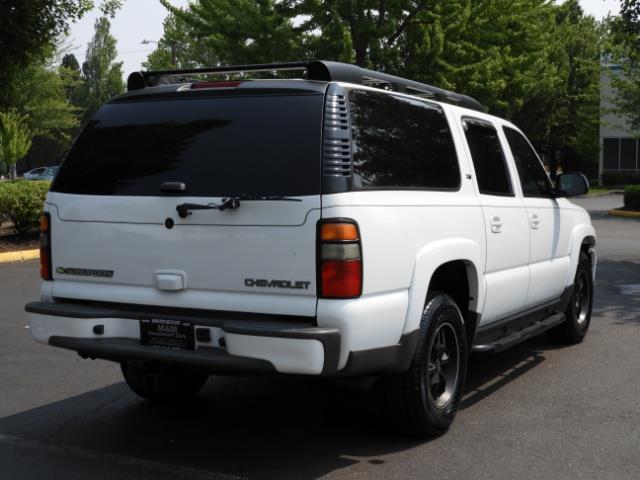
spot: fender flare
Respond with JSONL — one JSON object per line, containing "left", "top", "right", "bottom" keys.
{"left": 402, "top": 237, "right": 484, "bottom": 335}
{"left": 566, "top": 223, "right": 597, "bottom": 286}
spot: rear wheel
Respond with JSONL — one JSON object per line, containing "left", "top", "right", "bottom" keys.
{"left": 549, "top": 251, "right": 593, "bottom": 344}
{"left": 382, "top": 292, "right": 468, "bottom": 437}
{"left": 121, "top": 360, "right": 209, "bottom": 402}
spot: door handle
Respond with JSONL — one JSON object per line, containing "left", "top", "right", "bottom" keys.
{"left": 490, "top": 216, "right": 502, "bottom": 233}
{"left": 529, "top": 213, "right": 540, "bottom": 230}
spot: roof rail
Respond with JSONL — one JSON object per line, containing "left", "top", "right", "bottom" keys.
{"left": 127, "top": 60, "right": 484, "bottom": 112}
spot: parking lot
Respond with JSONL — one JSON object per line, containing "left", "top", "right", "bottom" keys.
{"left": 0, "top": 195, "right": 638, "bottom": 480}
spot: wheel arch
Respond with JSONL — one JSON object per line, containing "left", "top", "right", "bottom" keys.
{"left": 566, "top": 224, "right": 597, "bottom": 286}
{"left": 402, "top": 238, "right": 484, "bottom": 347}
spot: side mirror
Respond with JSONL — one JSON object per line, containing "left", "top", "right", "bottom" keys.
{"left": 555, "top": 172, "right": 589, "bottom": 197}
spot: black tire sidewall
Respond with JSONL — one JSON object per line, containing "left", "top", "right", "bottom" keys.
{"left": 565, "top": 252, "right": 593, "bottom": 340}
{"left": 407, "top": 293, "right": 468, "bottom": 433}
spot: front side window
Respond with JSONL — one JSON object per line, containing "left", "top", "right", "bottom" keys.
{"left": 463, "top": 118, "right": 513, "bottom": 196}
{"left": 348, "top": 89, "right": 460, "bottom": 190}
{"left": 503, "top": 127, "right": 553, "bottom": 197}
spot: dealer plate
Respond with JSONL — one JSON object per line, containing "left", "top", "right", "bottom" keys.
{"left": 140, "top": 319, "right": 195, "bottom": 350}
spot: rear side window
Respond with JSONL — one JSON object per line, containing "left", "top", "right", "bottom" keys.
{"left": 503, "top": 127, "right": 553, "bottom": 197}
{"left": 52, "top": 95, "right": 323, "bottom": 197}
{"left": 348, "top": 90, "right": 460, "bottom": 190}
{"left": 463, "top": 118, "right": 513, "bottom": 196}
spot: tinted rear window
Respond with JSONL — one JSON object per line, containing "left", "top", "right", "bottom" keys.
{"left": 348, "top": 89, "right": 460, "bottom": 190}
{"left": 52, "top": 95, "right": 323, "bottom": 196}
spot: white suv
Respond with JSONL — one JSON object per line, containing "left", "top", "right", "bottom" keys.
{"left": 26, "top": 61, "right": 596, "bottom": 437}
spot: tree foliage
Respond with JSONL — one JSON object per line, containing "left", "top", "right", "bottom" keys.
{"left": 0, "top": 111, "right": 33, "bottom": 180}
{"left": 75, "top": 17, "right": 124, "bottom": 122}
{"left": 150, "top": 0, "right": 600, "bottom": 172}
{"left": 0, "top": 0, "right": 90, "bottom": 94}
{"left": 0, "top": 1, "right": 124, "bottom": 172}
{"left": 143, "top": 13, "right": 200, "bottom": 70}
{"left": 517, "top": 0, "right": 601, "bottom": 175}
{"left": 0, "top": 1, "right": 123, "bottom": 110}
{"left": 158, "top": 0, "right": 302, "bottom": 67}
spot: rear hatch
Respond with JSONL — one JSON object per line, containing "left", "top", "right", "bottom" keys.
{"left": 46, "top": 85, "right": 325, "bottom": 317}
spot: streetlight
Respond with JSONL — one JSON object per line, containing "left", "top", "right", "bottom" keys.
{"left": 141, "top": 39, "right": 177, "bottom": 67}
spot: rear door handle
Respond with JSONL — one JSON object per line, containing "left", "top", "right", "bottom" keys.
{"left": 490, "top": 216, "right": 502, "bottom": 233}
{"left": 529, "top": 213, "right": 540, "bottom": 229}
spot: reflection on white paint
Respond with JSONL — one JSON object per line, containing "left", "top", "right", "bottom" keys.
{"left": 618, "top": 284, "right": 640, "bottom": 295}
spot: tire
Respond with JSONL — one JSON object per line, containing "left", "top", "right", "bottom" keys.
{"left": 548, "top": 251, "right": 593, "bottom": 344}
{"left": 121, "top": 360, "right": 209, "bottom": 402}
{"left": 382, "top": 292, "right": 468, "bottom": 437}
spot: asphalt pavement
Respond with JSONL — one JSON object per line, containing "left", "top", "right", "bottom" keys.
{"left": 0, "top": 194, "right": 638, "bottom": 480}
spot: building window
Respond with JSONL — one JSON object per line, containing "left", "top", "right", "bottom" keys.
{"left": 602, "top": 137, "right": 638, "bottom": 170}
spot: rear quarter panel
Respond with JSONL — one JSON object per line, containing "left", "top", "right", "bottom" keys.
{"left": 320, "top": 188, "right": 486, "bottom": 339}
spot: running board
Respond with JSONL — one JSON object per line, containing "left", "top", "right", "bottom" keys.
{"left": 472, "top": 313, "right": 565, "bottom": 353}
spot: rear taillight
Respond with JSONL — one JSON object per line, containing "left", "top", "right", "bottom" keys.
{"left": 39, "top": 212, "right": 52, "bottom": 280}
{"left": 318, "top": 220, "right": 362, "bottom": 298}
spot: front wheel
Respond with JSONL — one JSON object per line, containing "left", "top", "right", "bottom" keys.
{"left": 121, "top": 360, "right": 209, "bottom": 402}
{"left": 382, "top": 292, "right": 468, "bottom": 437}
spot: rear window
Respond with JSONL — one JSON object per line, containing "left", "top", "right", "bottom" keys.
{"left": 52, "top": 94, "right": 323, "bottom": 197}
{"left": 348, "top": 89, "right": 460, "bottom": 190}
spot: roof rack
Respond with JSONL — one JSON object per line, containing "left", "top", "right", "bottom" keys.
{"left": 127, "top": 60, "right": 484, "bottom": 112}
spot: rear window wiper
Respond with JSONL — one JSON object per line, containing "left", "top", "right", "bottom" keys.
{"left": 176, "top": 195, "right": 302, "bottom": 218}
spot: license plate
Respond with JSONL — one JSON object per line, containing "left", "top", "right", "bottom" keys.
{"left": 140, "top": 319, "right": 195, "bottom": 350}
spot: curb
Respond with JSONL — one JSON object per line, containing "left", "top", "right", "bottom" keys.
{"left": 0, "top": 249, "right": 39, "bottom": 264}
{"left": 608, "top": 209, "right": 640, "bottom": 218}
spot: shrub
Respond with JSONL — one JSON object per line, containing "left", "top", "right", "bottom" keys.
{"left": 0, "top": 180, "right": 50, "bottom": 235}
{"left": 601, "top": 171, "right": 640, "bottom": 187}
{"left": 624, "top": 185, "right": 640, "bottom": 210}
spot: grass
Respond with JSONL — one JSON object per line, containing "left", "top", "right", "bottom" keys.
{"left": 586, "top": 187, "right": 618, "bottom": 196}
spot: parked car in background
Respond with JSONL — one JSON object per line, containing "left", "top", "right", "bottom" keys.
{"left": 23, "top": 167, "right": 49, "bottom": 180}
{"left": 23, "top": 166, "right": 59, "bottom": 181}
{"left": 41, "top": 166, "right": 60, "bottom": 181}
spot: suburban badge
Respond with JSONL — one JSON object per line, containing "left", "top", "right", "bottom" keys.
{"left": 55, "top": 267, "right": 114, "bottom": 278}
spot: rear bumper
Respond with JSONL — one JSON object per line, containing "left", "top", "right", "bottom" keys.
{"left": 26, "top": 301, "right": 339, "bottom": 375}
{"left": 26, "top": 300, "right": 418, "bottom": 376}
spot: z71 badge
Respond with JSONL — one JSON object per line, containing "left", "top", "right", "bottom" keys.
{"left": 55, "top": 267, "right": 114, "bottom": 278}
{"left": 244, "top": 278, "right": 311, "bottom": 290}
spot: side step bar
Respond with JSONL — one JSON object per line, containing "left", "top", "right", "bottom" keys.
{"left": 472, "top": 313, "right": 565, "bottom": 354}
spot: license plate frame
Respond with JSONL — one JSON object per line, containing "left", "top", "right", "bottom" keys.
{"left": 139, "top": 318, "right": 195, "bottom": 350}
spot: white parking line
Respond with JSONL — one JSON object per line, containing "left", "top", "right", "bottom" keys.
{"left": 0, "top": 434, "right": 245, "bottom": 480}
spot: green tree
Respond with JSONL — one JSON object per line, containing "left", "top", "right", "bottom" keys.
{"left": 0, "top": 1, "right": 124, "bottom": 111}
{"left": 0, "top": 111, "right": 33, "bottom": 180}
{"left": 60, "top": 53, "right": 82, "bottom": 103}
{"left": 281, "top": 1, "right": 473, "bottom": 70}
{"left": 516, "top": 0, "right": 601, "bottom": 177}
{"left": 0, "top": 0, "right": 89, "bottom": 104}
{"left": 61, "top": 53, "right": 81, "bottom": 72}
{"left": 0, "top": 51, "right": 79, "bottom": 174}
{"left": 143, "top": 14, "right": 197, "bottom": 70}
{"left": 158, "top": 0, "right": 302, "bottom": 66}
{"left": 8, "top": 57, "right": 81, "bottom": 142}
{"left": 151, "top": 0, "right": 600, "bottom": 173}
{"left": 76, "top": 16, "right": 124, "bottom": 122}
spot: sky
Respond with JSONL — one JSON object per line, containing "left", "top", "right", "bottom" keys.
{"left": 67, "top": 0, "right": 623, "bottom": 77}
